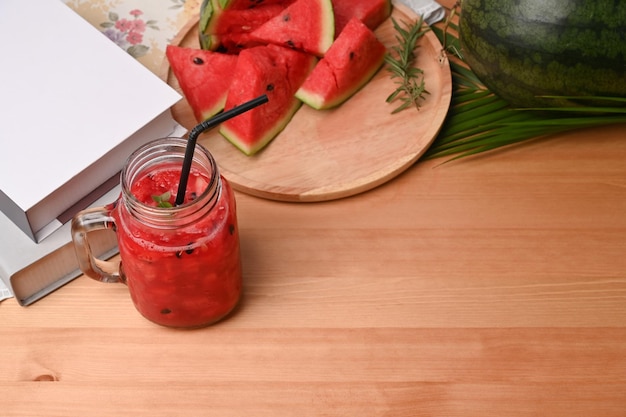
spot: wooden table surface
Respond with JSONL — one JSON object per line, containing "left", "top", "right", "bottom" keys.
{"left": 2, "top": 1, "right": 626, "bottom": 414}
{"left": 2, "top": 121, "right": 625, "bottom": 416}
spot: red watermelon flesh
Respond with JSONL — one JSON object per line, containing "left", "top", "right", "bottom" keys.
{"left": 220, "top": 44, "right": 316, "bottom": 155}
{"left": 249, "top": 0, "right": 335, "bottom": 57}
{"left": 208, "top": 5, "right": 286, "bottom": 35}
{"left": 205, "top": 4, "right": 287, "bottom": 52}
{"left": 200, "top": 1, "right": 295, "bottom": 50}
{"left": 331, "top": 0, "right": 391, "bottom": 36}
{"left": 295, "top": 18, "right": 386, "bottom": 110}
{"left": 166, "top": 45, "right": 238, "bottom": 122}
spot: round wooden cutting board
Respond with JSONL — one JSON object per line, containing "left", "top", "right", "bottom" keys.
{"left": 163, "top": 1, "right": 452, "bottom": 202}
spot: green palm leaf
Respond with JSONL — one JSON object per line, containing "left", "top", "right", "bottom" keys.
{"left": 423, "top": 24, "right": 626, "bottom": 161}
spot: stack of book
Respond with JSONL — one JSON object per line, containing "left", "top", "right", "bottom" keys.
{"left": 0, "top": 0, "right": 184, "bottom": 305}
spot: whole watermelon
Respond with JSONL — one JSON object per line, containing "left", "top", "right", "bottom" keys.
{"left": 459, "top": 0, "right": 626, "bottom": 108}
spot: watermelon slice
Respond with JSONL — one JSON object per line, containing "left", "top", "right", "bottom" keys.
{"left": 199, "top": 0, "right": 295, "bottom": 49}
{"left": 249, "top": 0, "right": 335, "bottom": 57}
{"left": 331, "top": 0, "right": 391, "bottom": 36}
{"left": 200, "top": 3, "right": 290, "bottom": 51}
{"left": 166, "top": 45, "right": 238, "bottom": 122}
{"left": 220, "top": 44, "right": 316, "bottom": 155}
{"left": 295, "top": 18, "right": 386, "bottom": 110}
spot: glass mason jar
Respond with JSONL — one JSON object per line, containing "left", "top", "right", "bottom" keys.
{"left": 72, "top": 137, "right": 242, "bottom": 328}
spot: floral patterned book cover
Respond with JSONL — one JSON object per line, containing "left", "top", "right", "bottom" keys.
{"left": 63, "top": 0, "right": 202, "bottom": 76}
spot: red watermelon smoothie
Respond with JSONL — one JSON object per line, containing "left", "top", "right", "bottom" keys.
{"left": 111, "top": 140, "right": 242, "bottom": 328}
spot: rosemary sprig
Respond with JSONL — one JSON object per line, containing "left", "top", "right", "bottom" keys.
{"left": 385, "top": 17, "right": 430, "bottom": 114}
{"left": 439, "top": 1, "right": 462, "bottom": 61}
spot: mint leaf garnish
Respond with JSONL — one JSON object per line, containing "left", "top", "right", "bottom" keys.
{"left": 152, "top": 191, "right": 173, "bottom": 208}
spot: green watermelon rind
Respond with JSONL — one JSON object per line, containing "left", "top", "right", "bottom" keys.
{"left": 316, "top": 0, "right": 336, "bottom": 55}
{"left": 219, "top": 100, "right": 303, "bottom": 155}
{"left": 295, "top": 57, "right": 384, "bottom": 109}
{"left": 199, "top": 1, "right": 219, "bottom": 49}
{"left": 199, "top": 0, "right": 215, "bottom": 34}
{"left": 199, "top": 98, "right": 228, "bottom": 122}
{"left": 199, "top": 0, "right": 232, "bottom": 50}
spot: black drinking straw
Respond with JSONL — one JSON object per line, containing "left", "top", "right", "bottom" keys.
{"left": 175, "top": 94, "right": 269, "bottom": 206}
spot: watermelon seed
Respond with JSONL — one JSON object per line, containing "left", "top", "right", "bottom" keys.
{"left": 193, "top": 57, "right": 205, "bottom": 65}
{"left": 176, "top": 243, "right": 195, "bottom": 258}
{"left": 285, "top": 40, "right": 296, "bottom": 49}
{"left": 161, "top": 308, "right": 172, "bottom": 315}
{"left": 266, "top": 84, "right": 275, "bottom": 92}
{"left": 282, "top": 14, "right": 291, "bottom": 22}
{"left": 349, "top": 52, "right": 355, "bottom": 61}
{"left": 229, "top": 224, "right": 235, "bottom": 235}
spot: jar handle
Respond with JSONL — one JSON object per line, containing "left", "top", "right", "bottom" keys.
{"left": 71, "top": 206, "right": 122, "bottom": 283}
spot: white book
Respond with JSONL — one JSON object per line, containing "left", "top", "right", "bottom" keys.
{"left": 0, "top": 0, "right": 182, "bottom": 242}
{"left": 0, "top": 184, "right": 120, "bottom": 306}
{"left": 0, "top": 0, "right": 188, "bottom": 305}
{"left": 0, "top": 113, "right": 188, "bottom": 306}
